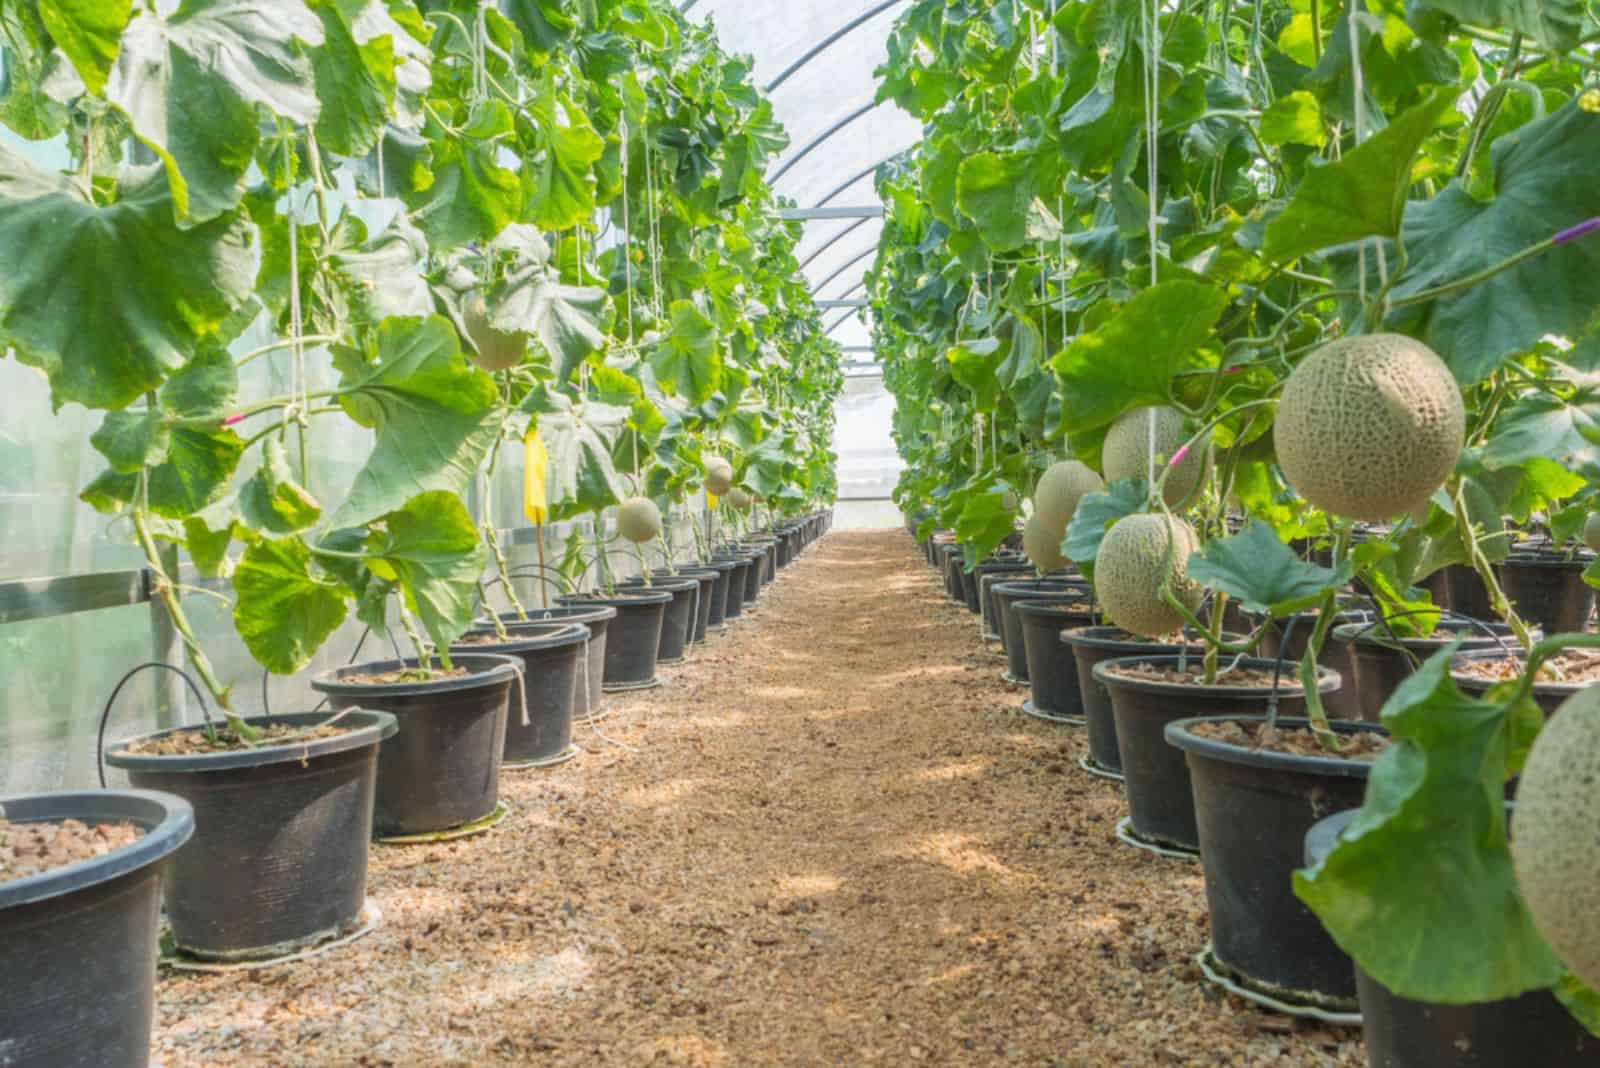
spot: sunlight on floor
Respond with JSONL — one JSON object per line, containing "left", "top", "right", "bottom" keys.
{"left": 903, "top": 832, "right": 1035, "bottom": 885}
{"left": 772, "top": 872, "right": 844, "bottom": 901}
{"left": 915, "top": 758, "right": 994, "bottom": 782}
{"left": 622, "top": 776, "right": 714, "bottom": 808}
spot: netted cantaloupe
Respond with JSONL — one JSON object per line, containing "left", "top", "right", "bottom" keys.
{"left": 725, "top": 487, "right": 753, "bottom": 510}
{"left": 1023, "top": 513, "right": 1068, "bottom": 572}
{"left": 1584, "top": 513, "right": 1600, "bottom": 553}
{"left": 617, "top": 497, "right": 663, "bottom": 543}
{"left": 463, "top": 294, "right": 527, "bottom": 372}
{"left": 1102, "top": 407, "right": 1211, "bottom": 507}
{"left": 704, "top": 456, "right": 734, "bottom": 496}
{"left": 1094, "top": 513, "right": 1203, "bottom": 638}
{"left": 1035, "top": 460, "right": 1103, "bottom": 535}
{"left": 1274, "top": 334, "right": 1464, "bottom": 522}
{"left": 1511, "top": 685, "right": 1600, "bottom": 989}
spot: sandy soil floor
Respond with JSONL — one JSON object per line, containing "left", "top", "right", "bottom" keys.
{"left": 155, "top": 529, "right": 1365, "bottom": 1066}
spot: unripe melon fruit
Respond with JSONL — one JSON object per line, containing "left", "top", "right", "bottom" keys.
{"left": 1002, "top": 488, "right": 1020, "bottom": 512}
{"left": 725, "top": 488, "right": 753, "bottom": 510}
{"left": 1274, "top": 333, "right": 1464, "bottom": 522}
{"left": 1035, "top": 460, "right": 1103, "bottom": 535}
{"left": 1094, "top": 513, "right": 1203, "bottom": 638}
{"left": 463, "top": 294, "right": 527, "bottom": 372}
{"left": 1103, "top": 407, "right": 1211, "bottom": 508}
{"left": 1512, "top": 685, "right": 1600, "bottom": 989}
{"left": 1023, "top": 513, "right": 1068, "bottom": 572}
{"left": 1584, "top": 513, "right": 1600, "bottom": 553}
{"left": 617, "top": 497, "right": 662, "bottom": 543}
{"left": 704, "top": 456, "right": 734, "bottom": 496}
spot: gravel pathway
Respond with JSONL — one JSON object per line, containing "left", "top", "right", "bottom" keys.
{"left": 155, "top": 529, "right": 1364, "bottom": 1066}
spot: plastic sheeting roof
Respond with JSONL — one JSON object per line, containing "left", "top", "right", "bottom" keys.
{"left": 683, "top": 0, "right": 916, "bottom": 352}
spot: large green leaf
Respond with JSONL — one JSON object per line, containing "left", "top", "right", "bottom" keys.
{"left": 490, "top": 226, "right": 607, "bottom": 383}
{"left": 402, "top": 130, "right": 521, "bottom": 250}
{"left": 947, "top": 337, "right": 1004, "bottom": 412}
{"left": 106, "top": 0, "right": 323, "bottom": 222}
{"left": 366, "top": 491, "right": 485, "bottom": 651}
{"left": 650, "top": 300, "right": 723, "bottom": 404}
{"left": 1188, "top": 520, "right": 1353, "bottom": 615}
{"left": 1481, "top": 390, "right": 1600, "bottom": 477}
{"left": 232, "top": 536, "right": 347, "bottom": 674}
{"left": 1295, "top": 649, "right": 1560, "bottom": 1004}
{"left": 38, "top": 0, "right": 132, "bottom": 94}
{"left": 1419, "top": 0, "right": 1585, "bottom": 55}
{"left": 532, "top": 393, "right": 629, "bottom": 520}
{"left": 1264, "top": 88, "right": 1457, "bottom": 263}
{"left": 308, "top": 0, "right": 419, "bottom": 157}
{"left": 0, "top": 152, "right": 259, "bottom": 410}
{"left": 90, "top": 411, "right": 169, "bottom": 474}
{"left": 1050, "top": 280, "right": 1227, "bottom": 435}
{"left": 523, "top": 78, "right": 604, "bottom": 231}
{"left": 328, "top": 315, "right": 500, "bottom": 528}
{"left": 240, "top": 437, "right": 322, "bottom": 534}
{"left": 1389, "top": 102, "right": 1600, "bottom": 384}
{"left": 1061, "top": 479, "right": 1148, "bottom": 565}
{"left": 955, "top": 151, "right": 1060, "bottom": 251}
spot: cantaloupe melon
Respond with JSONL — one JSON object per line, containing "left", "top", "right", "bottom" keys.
{"left": 1035, "top": 460, "right": 1103, "bottom": 535}
{"left": 1583, "top": 513, "right": 1600, "bottom": 554}
{"left": 1274, "top": 334, "right": 1464, "bottom": 522}
{"left": 1511, "top": 685, "right": 1600, "bottom": 989}
{"left": 1103, "top": 407, "right": 1211, "bottom": 507}
{"left": 1094, "top": 513, "right": 1203, "bottom": 637}
{"left": 704, "top": 456, "right": 734, "bottom": 496}
{"left": 617, "top": 497, "right": 663, "bottom": 543}
{"left": 463, "top": 294, "right": 527, "bottom": 372}
{"left": 1023, "top": 513, "right": 1068, "bottom": 572}
{"left": 725, "top": 488, "right": 753, "bottom": 510}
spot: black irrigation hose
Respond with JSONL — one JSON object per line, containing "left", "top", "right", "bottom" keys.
{"left": 261, "top": 625, "right": 377, "bottom": 717}
{"left": 97, "top": 662, "right": 215, "bottom": 789}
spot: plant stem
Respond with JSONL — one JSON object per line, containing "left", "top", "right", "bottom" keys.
{"left": 1451, "top": 480, "right": 1533, "bottom": 649}
{"left": 1388, "top": 237, "right": 1558, "bottom": 308}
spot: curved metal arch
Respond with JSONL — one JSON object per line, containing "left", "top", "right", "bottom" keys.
{"left": 833, "top": 277, "right": 868, "bottom": 302}
{"left": 771, "top": 101, "right": 877, "bottom": 184}
{"left": 798, "top": 216, "right": 872, "bottom": 271}
{"left": 810, "top": 244, "right": 877, "bottom": 298}
{"left": 814, "top": 151, "right": 904, "bottom": 209}
{"left": 764, "top": 0, "right": 911, "bottom": 93}
{"left": 824, "top": 307, "right": 861, "bottom": 335}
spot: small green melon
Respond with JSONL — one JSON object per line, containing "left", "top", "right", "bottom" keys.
{"left": 617, "top": 497, "right": 663, "bottom": 543}
{"left": 725, "top": 488, "right": 753, "bottom": 511}
{"left": 463, "top": 294, "right": 527, "bottom": 372}
{"left": 1023, "top": 513, "right": 1068, "bottom": 572}
{"left": 1583, "top": 513, "right": 1600, "bottom": 554}
{"left": 1035, "top": 460, "right": 1104, "bottom": 536}
{"left": 704, "top": 456, "right": 734, "bottom": 496}
{"left": 1094, "top": 513, "right": 1203, "bottom": 638}
{"left": 1274, "top": 333, "right": 1465, "bottom": 522}
{"left": 1102, "top": 407, "right": 1212, "bottom": 507}
{"left": 1512, "top": 685, "right": 1600, "bottom": 989}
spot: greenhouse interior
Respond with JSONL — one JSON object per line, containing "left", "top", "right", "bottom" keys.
{"left": 2, "top": 1, "right": 1600, "bottom": 1065}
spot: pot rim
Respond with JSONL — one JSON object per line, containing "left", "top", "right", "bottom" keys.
{"left": 616, "top": 575, "right": 701, "bottom": 592}
{"left": 458, "top": 621, "right": 591, "bottom": 653}
{"left": 558, "top": 589, "right": 673, "bottom": 607}
{"left": 1332, "top": 619, "right": 1523, "bottom": 650}
{"left": 1091, "top": 655, "right": 1340, "bottom": 696}
{"left": 1061, "top": 625, "right": 1240, "bottom": 654}
{"left": 1012, "top": 597, "right": 1099, "bottom": 620}
{"left": 990, "top": 578, "right": 1090, "bottom": 596}
{"left": 105, "top": 709, "right": 399, "bottom": 774}
{"left": 0, "top": 788, "right": 196, "bottom": 911}
{"left": 488, "top": 604, "right": 617, "bottom": 626}
{"left": 1165, "top": 715, "right": 1386, "bottom": 779}
{"left": 311, "top": 654, "right": 522, "bottom": 699}
{"left": 1448, "top": 648, "right": 1588, "bottom": 696}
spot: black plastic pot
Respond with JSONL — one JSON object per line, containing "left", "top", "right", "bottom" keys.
{"left": 697, "top": 559, "right": 738, "bottom": 629}
{"left": 677, "top": 568, "right": 721, "bottom": 642}
{"left": 1443, "top": 563, "right": 1494, "bottom": 620}
{"left": 1000, "top": 589, "right": 1094, "bottom": 683}
{"left": 1450, "top": 649, "right": 1582, "bottom": 717}
{"left": 490, "top": 604, "right": 616, "bottom": 720}
{"left": 991, "top": 579, "right": 1091, "bottom": 669}
{"left": 738, "top": 548, "right": 765, "bottom": 605}
{"left": 940, "top": 543, "right": 966, "bottom": 601}
{"left": 1167, "top": 716, "right": 1382, "bottom": 1009}
{"left": 1305, "top": 809, "right": 1600, "bottom": 1065}
{"left": 1063, "top": 628, "right": 1217, "bottom": 778}
{"left": 0, "top": 789, "right": 194, "bottom": 1066}
{"left": 1093, "top": 656, "right": 1337, "bottom": 852}
{"left": 1498, "top": 551, "right": 1595, "bottom": 637}
{"left": 975, "top": 561, "right": 1036, "bottom": 636}
{"left": 717, "top": 555, "right": 753, "bottom": 620}
{"left": 312, "top": 657, "right": 517, "bottom": 837}
{"left": 559, "top": 589, "right": 671, "bottom": 689}
{"left": 618, "top": 576, "right": 699, "bottom": 664}
{"left": 1334, "top": 619, "right": 1521, "bottom": 723}
{"left": 1254, "top": 606, "right": 1371, "bottom": 721}
{"left": 106, "top": 710, "right": 396, "bottom": 958}
{"left": 454, "top": 623, "right": 589, "bottom": 764}
{"left": 1015, "top": 601, "right": 1100, "bottom": 718}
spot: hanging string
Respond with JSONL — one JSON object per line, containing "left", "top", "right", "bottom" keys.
{"left": 620, "top": 118, "right": 635, "bottom": 345}
{"left": 1348, "top": 3, "right": 1372, "bottom": 306}
{"left": 1142, "top": 0, "right": 1162, "bottom": 287}
{"left": 643, "top": 120, "right": 664, "bottom": 320}
{"left": 376, "top": 134, "right": 386, "bottom": 199}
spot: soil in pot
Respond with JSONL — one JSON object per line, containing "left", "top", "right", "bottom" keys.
{"left": 1015, "top": 600, "right": 1100, "bottom": 719}
{"left": 488, "top": 604, "right": 616, "bottom": 719}
{"left": 312, "top": 656, "right": 518, "bottom": 837}
{"left": 1334, "top": 619, "right": 1521, "bottom": 724}
{"left": 559, "top": 589, "right": 672, "bottom": 689}
{"left": 0, "top": 789, "right": 194, "bottom": 1067}
{"left": 106, "top": 711, "right": 395, "bottom": 960}
{"left": 1092, "top": 656, "right": 1338, "bottom": 854}
{"left": 1451, "top": 647, "right": 1600, "bottom": 718}
{"left": 1061, "top": 627, "right": 1226, "bottom": 778}
{"left": 453, "top": 623, "right": 590, "bottom": 765}
{"left": 618, "top": 576, "right": 699, "bottom": 663}
{"left": 1305, "top": 809, "right": 1600, "bottom": 1065}
{"left": 1167, "top": 716, "right": 1387, "bottom": 1010}
{"left": 1497, "top": 551, "right": 1595, "bottom": 637}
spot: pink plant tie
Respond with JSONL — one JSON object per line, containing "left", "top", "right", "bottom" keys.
{"left": 1169, "top": 444, "right": 1190, "bottom": 467}
{"left": 223, "top": 413, "right": 245, "bottom": 427}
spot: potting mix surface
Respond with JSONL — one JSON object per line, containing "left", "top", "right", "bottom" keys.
{"left": 0, "top": 816, "right": 143, "bottom": 883}
{"left": 153, "top": 530, "right": 1363, "bottom": 1066}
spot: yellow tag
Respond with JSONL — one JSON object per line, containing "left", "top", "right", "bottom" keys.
{"left": 523, "top": 428, "right": 549, "bottom": 524}
{"left": 707, "top": 492, "right": 718, "bottom": 510}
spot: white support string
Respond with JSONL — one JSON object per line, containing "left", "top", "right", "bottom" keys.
{"left": 1142, "top": 0, "right": 1162, "bottom": 288}
{"left": 620, "top": 119, "right": 635, "bottom": 345}
{"left": 1348, "top": 3, "right": 1371, "bottom": 305}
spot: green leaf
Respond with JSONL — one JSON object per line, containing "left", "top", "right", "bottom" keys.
{"left": 947, "top": 337, "right": 1004, "bottom": 412}
{"left": 952, "top": 482, "right": 1016, "bottom": 566}
{"left": 1259, "top": 91, "right": 1323, "bottom": 147}
{"left": 240, "top": 437, "right": 322, "bottom": 534}
{"left": 366, "top": 491, "right": 485, "bottom": 651}
{"left": 535, "top": 395, "right": 630, "bottom": 521}
{"left": 90, "top": 410, "right": 170, "bottom": 473}
{"left": 107, "top": 0, "right": 324, "bottom": 222}
{"left": 0, "top": 151, "right": 259, "bottom": 410}
{"left": 233, "top": 536, "right": 348, "bottom": 675}
{"left": 1482, "top": 390, "right": 1600, "bottom": 476}
{"left": 1188, "top": 520, "right": 1354, "bottom": 615}
{"left": 328, "top": 315, "right": 500, "bottom": 528}
{"left": 1062, "top": 479, "right": 1148, "bottom": 565}
{"left": 1265, "top": 88, "right": 1457, "bottom": 263}
{"left": 1555, "top": 973, "right": 1600, "bottom": 1037}
{"left": 183, "top": 510, "right": 237, "bottom": 578}
{"left": 491, "top": 227, "right": 608, "bottom": 383}
{"left": 651, "top": 300, "right": 723, "bottom": 404}
{"left": 1420, "top": 0, "right": 1584, "bottom": 55}
{"left": 308, "top": 0, "right": 411, "bottom": 157}
{"left": 146, "top": 426, "right": 245, "bottom": 518}
{"left": 955, "top": 151, "right": 1060, "bottom": 251}
{"left": 1051, "top": 280, "right": 1227, "bottom": 435}
{"left": 1295, "top": 649, "right": 1563, "bottom": 1004}
{"left": 523, "top": 78, "right": 604, "bottom": 231}
{"left": 402, "top": 133, "right": 521, "bottom": 250}
{"left": 160, "top": 347, "right": 239, "bottom": 419}
{"left": 38, "top": 0, "right": 132, "bottom": 94}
